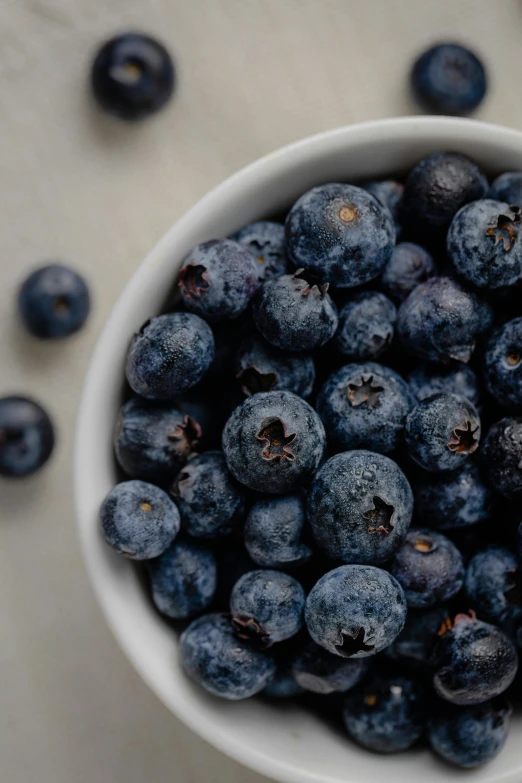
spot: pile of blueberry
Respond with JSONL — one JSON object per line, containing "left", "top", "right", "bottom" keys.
{"left": 99, "top": 150, "right": 522, "bottom": 770}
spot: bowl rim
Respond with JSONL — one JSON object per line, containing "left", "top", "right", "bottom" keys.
{"left": 75, "top": 115, "right": 522, "bottom": 783}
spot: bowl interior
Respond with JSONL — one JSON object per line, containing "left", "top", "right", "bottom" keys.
{"left": 75, "top": 117, "right": 522, "bottom": 783}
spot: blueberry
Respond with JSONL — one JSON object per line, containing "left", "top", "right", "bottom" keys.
{"left": 408, "top": 362, "right": 480, "bottom": 407}
{"left": 411, "top": 43, "right": 487, "bottom": 116}
{"left": 252, "top": 270, "right": 338, "bottom": 352}
{"left": 222, "top": 391, "right": 325, "bottom": 494}
{"left": 484, "top": 317, "right": 522, "bottom": 410}
{"left": 179, "top": 239, "right": 259, "bottom": 322}
{"left": 413, "top": 462, "right": 491, "bottom": 530}
{"left": 447, "top": 200, "right": 522, "bottom": 289}
{"left": 361, "top": 180, "right": 404, "bottom": 230}
{"left": 334, "top": 292, "right": 397, "bottom": 361}
{"left": 179, "top": 612, "right": 276, "bottom": 699}
{"left": 291, "top": 640, "right": 369, "bottom": 695}
{"left": 400, "top": 153, "right": 488, "bottom": 241}
{"left": 378, "top": 242, "right": 436, "bottom": 303}
{"left": 390, "top": 528, "right": 464, "bottom": 608}
{"left": 125, "top": 313, "right": 215, "bottom": 399}
{"left": 428, "top": 698, "right": 511, "bottom": 769}
{"left": 231, "top": 221, "right": 288, "bottom": 282}
{"left": 263, "top": 671, "right": 304, "bottom": 699}
{"left": 405, "top": 393, "right": 481, "bottom": 472}
{"left": 146, "top": 537, "right": 217, "bottom": 619}
{"left": 481, "top": 417, "right": 522, "bottom": 499}
{"left": 343, "top": 675, "right": 425, "bottom": 753}
{"left": 316, "top": 362, "right": 413, "bottom": 454}
{"left": 397, "top": 277, "right": 492, "bottom": 364}
{"left": 170, "top": 451, "right": 245, "bottom": 538}
{"left": 0, "top": 396, "right": 54, "bottom": 477}
{"left": 99, "top": 480, "right": 180, "bottom": 559}
{"left": 285, "top": 184, "right": 395, "bottom": 288}
{"left": 308, "top": 450, "right": 413, "bottom": 565}
{"left": 489, "top": 171, "right": 522, "bottom": 204}
{"left": 18, "top": 264, "right": 90, "bottom": 339}
{"left": 230, "top": 569, "right": 305, "bottom": 646}
{"left": 465, "top": 546, "right": 522, "bottom": 634}
{"left": 244, "top": 493, "right": 311, "bottom": 569}
{"left": 235, "top": 335, "right": 315, "bottom": 398}
{"left": 433, "top": 611, "right": 518, "bottom": 705}
{"left": 385, "top": 606, "right": 450, "bottom": 668}
{"left": 305, "top": 565, "right": 407, "bottom": 657}
{"left": 91, "top": 33, "right": 175, "bottom": 121}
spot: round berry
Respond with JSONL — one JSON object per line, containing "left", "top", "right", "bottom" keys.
{"left": 362, "top": 180, "right": 404, "bottom": 229}
{"left": 413, "top": 462, "right": 491, "bottom": 530}
{"left": 18, "top": 264, "right": 90, "bottom": 339}
{"left": 408, "top": 362, "right": 480, "bottom": 407}
{"left": 484, "top": 317, "right": 522, "bottom": 410}
{"left": 411, "top": 43, "right": 487, "bottom": 116}
{"left": 334, "top": 292, "right": 396, "bottom": 361}
{"left": 291, "top": 640, "right": 368, "bottom": 695}
{"left": 379, "top": 242, "right": 436, "bottom": 303}
{"left": 385, "top": 606, "right": 450, "bottom": 668}
{"left": 235, "top": 335, "right": 315, "bottom": 398}
{"left": 231, "top": 221, "right": 288, "bottom": 281}
{"left": 244, "top": 493, "right": 311, "bottom": 569}
{"left": 465, "top": 546, "right": 522, "bottom": 634}
{"left": 0, "top": 396, "right": 54, "bottom": 477}
{"left": 481, "top": 417, "right": 522, "bottom": 499}
{"left": 489, "top": 171, "right": 522, "bottom": 205}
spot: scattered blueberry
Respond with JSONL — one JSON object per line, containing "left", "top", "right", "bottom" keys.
{"left": 385, "top": 606, "right": 450, "bottom": 668}
{"left": 18, "top": 264, "right": 90, "bottom": 339}
{"left": 244, "top": 493, "right": 311, "bottom": 569}
{"left": 408, "top": 362, "right": 480, "bottom": 407}
{"left": 465, "top": 546, "right": 522, "bottom": 634}
{"left": 484, "top": 317, "right": 522, "bottom": 410}
{"left": 413, "top": 462, "right": 491, "bottom": 530}
{"left": 0, "top": 396, "right": 54, "bottom": 477}
{"left": 235, "top": 335, "right": 315, "bottom": 398}
{"left": 334, "top": 292, "right": 397, "bottom": 361}
{"left": 231, "top": 221, "right": 288, "bottom": 281}
{"left": 411, "top": 43, "right": 487, "bottom": 116}
{"left": 489, "top": 171, "right": 522, "bottom": 205}
{"left": 378, "top": 242, "right": 436, "bottom": 303}
{"left": 291, "top": 640, "right": 369, "bottom": 695}
{"left": 481, "top": 417, "right": 522, "bottom": 499}
{"left": 361, "top": 180, "right": 404, "bottom": 231}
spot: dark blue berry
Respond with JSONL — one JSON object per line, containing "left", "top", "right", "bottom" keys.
{"left": 447, "top": 200, "right": 522, "bottom": 289}
{"left": 343, "top": 675, "right": 425, "bottom": 753}
{"left": 334, "top": 292, "right": 396, "bottom": 361}
{"left": 385, "top": 606, "right": 450, "bottom": 668}
{"left": 235, "top": 335, "right": 315, "bottom": 398}
{"left": 285, "top": 184, "right": 395, "bottom": 288}
{"left": 317, "top": 362, "right": 414, "bottom": 454}
{"left": 465, "top": 546, "right": 522, "bottom": 634}
{"left": 244, "top": 493, "right": 311, "bottom": 569}
{"left": 305, "top": 565, "right": 407, "bottom": 657}
{"left": 222, "top": 391, "right": 325, "bottom": 494}
{"left": 170, "top": 451, "right": 245, "bottom": 538}
{"left": 263, "top": 668, "right": 304, "bottom": 699}
{"left": 481, "top": 417, "right": 522, "bottom": 499}
{"left": 308, "top": 450, "right": 413, "bottom": 565}
{"left": 489, "top": 171, "right": 522, "bottom": 205}
{"left": 91, "top": 33, "right": 174, "bottom": 121}
{"left": 408, "top": 362, "right": 480, "bottom": 407}
{"left": 179, "top": 612, "right": 276, "bottom": 700}
{"left": 125, "top": 313, "right": 214, "bottom": 399}
{"left": 99, "top": 480, "right": 180, "bottom": 559}
{"left": 231, "top": 221, "right": 288, "bottom": 282}
{"left": 18, "top": 264, "right": 90, "bottom": 339}
{"left": 291, "top": 640, "right": 368, "bottom": 694}
{"left": 179, "top": 239, "right": 259, "bottom": 322}
{"left": 0, "top": 396, "right": 54, "bottom": 477}
{"left": 361, "top": 180, "right": 404, "bottom": 231}
{"left": 411, "top": 43, "right": 487, "bottom": 116}
{"left": 252, "top": 270, "right": 338, "bottom": 352}
{"left": 484, "top": 317, "right": 522, "bottom": 410}
{"left": 413, "top": 462, "right": 491, "bottom": 530}
{"left": 379, "top": 242, "right": 436, "bottom": 303}
{"left": 146, "top": 537, "right": 217, "bottom": 619}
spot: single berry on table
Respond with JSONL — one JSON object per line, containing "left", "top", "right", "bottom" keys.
{"left": 411, "top": 43, "right": 487, "bottom": 116}
{"left": 481, "top": 417, "right": 522, "bottom": 499}
{"left": 412, "top": 462, "right": 491, "bottom": 530}
{"left": 484, "top": 317, "right": 522, "bottom": 410}
{"left": 0, "top": 396, "right": 54, "bottom": 477}
{"left": 18, "top": 264, "right": 90, "bottom": 339}
{"left": 231, "top": 221, "right": 288, "bottom": 281}
{"left": 334, "top": 292, "right": 397, "bottom": 361}
{"left": 235, "top": 335, "right": 315, "bottom": 398}
{"left": 378, "top": 242, "right": 436, "bottom": 303}
{"left": 291, "top": 640, "right": 369, "bottom": 695}
{"left": 244, "top": 493, "right": 311, "bottom": 569}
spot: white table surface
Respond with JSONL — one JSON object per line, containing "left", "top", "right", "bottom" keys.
{"left": 1, "top": 1, "right": 522, "bottom": 781}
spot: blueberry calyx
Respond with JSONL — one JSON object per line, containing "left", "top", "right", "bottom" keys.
{"left": 336, "top": 627, "right": 375, "bottom": 657}
{"left": 346, "top": 374, "right": 385, "bottom": 407}
{"left": 168, "top": 414, "right": 201, "bottom": 451}
{"left": 363, "top": 496, "right": 395, "bottom": 536}
{"left": 231, "top": 615, "right": 272, "bottom": 649}
{"left": 447, "top": 421, "right": 479, "bottom": 454}
{"left": 293, "top": 268, "right": 329, "bottom": 298}
{"left": 236, "top": 367, "right": 277, "bottom": 396}
{"left": 179, "top": 264, "right": 210, "bottom": 298}
{"left": 437, "top": 609, "right": 477, "bottom": 637}
{"left": 338, "top": 204, "right": 358, "bottom": 224}
{"left": 485, "top": 207, "right": 521, "bottom": 252}
{"left": 412, "top": 535, "right": 436, "bottom": 553}
{"left": 256, "top": 417, "right": 296, "bottom": 463}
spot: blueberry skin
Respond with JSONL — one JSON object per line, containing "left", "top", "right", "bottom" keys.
{"left": 334, "top": 292, "right": 397, "bottom": 361}
{"left": 447, "top": 200, "right": 522, "bottom": 289}
{"left": 317, "top": 363, "right": 414, "bottom": 454}
{"left": 305, "top": 565, "right": 407, "bottom": 658}
{"left": 252, "top": 270, "right": 338, "bottom": 352}
{"left": 235, "top": 335, "right": 315, "bottom": 398}
{"left": 18, "top": 264, "right": 90, "bottom": 339}
{"left": 489, "top": 171, "right": 522, "bottom": 204}
{"left": 125, "top": 313, "right": 215, "bottom": 399}
{"left": 390, "top": 528, "right": 464, "bottom": 608}
{"left": 400, "top": 152, "right": 488, "bottom": 241}
{"left": 385, "top": 606, "right": 450, "bottom": 667}
{"left": 179, "top": 613, "right": 276, "bottom": 700}
{"left": 308, "top": 450, "right": 413, "bottom": 565}
{"left": 222, "top": 391, "right": 325, "bottom": 494}
{"left": 179, "top": 239, "right": 259, "bottom": 322}
{"left": 91, "top": 33, "right": 175, "bottom": 121}
{"left": 379, "top": 242, "right": 436, "bottom": 303}
{"left": 114, "top": 397, "right": 201, "bottom": 483}
{"left": 408, "top": 362, "right": 480, "bottom": 407}
{"left": 413, "top": 462, "right": 491, "bottom": 530}
{"left": 170, "top": 451, "right": 245, "bottom": 538}
{"left": 484, "top": 317, "right": 522, "bottom": 410}
{"left": 285, "top": 184, "right": 395, "bottom": 288}
{"left": 411, "top": 43, "right": 487, "bottom": 116}
{"left": 406, "top": 393, "right": 481, "bottom": 473}
{"left": 397, "top": 277, "right": 492, "bottom": 364}
{"left": 0, "top": 396, "right": 54, "bottom": 477}
{"left": 343, "top": 675, "right": 425, "bottom": 753}
{"left": 481, "top": 417, "right": 522, "bottom": 499}
{"left": 231, "top": 221, "right": 288, "bottom": 282}
{"left": 361, "top": 180, "right": 404, "bottom": 228}
{"left": 465, "top": 546, "right": 522, "bottom": 634}
{"left": 291, "top": 640, "right": 369, "bottom": 694}
{"left": 99, "top": 480, "right": 180, "bottom": 559}
{"left": 244, "top": 493, "right": 311, "bottom": 569}
{"left": 428, "top": 699, "right": 511, "bottom": 769}
{"left": 433, "top": 614, "right": 518, "bottom": 705}
{"left": 146, "top": 537, "right": 217, "bottom": 619}
{"left": 263, "top": 668, "right": 305, "bottom": 699}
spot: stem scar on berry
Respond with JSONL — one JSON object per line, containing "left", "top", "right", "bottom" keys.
{"left": 293, "top": 268, "right": 329, "bottom": 298}
{"left": 169, "top": 415, "right": 202, "bottom": 449}
{"left": 335, "top": 626, "right": 375, "bottom": 657}
{"left": 413, "top": 537, "right": 436, "bottom": 553}
{"left": 437, "top": 609, "right": 477, "bottom": 636}
{"left": 237, "top": 367, "right": 277, "bottom": 396}
{"left": 364, "top": 693, "right": 378, "bottom": 707}
{"left": 346, "top": 374, "right": 385, "bottom": 407}
{"left": 256, "top": 417, "right": 296, "bottom": 463}
{"left": 179, "top": 264, "right": 210, "bottom": 297}
{"left": 485, "top": 207, "right": 521, "bottom": 252}
{"left": 363, "top": 496, "right": 394, "bottom": 535}
{"left": 140, "top": 502, "right": 152, "bottom": 512}
{"left": 338, "top": 204, "right": 358, "bottom": 224}
{"left": 231, "top": 615, "right": 272, "bottom": 649}
{"left": 507, "top": 352, "right": 521, "bottom": 367}
{"left": 447, "top": 421, "right": 479, "bottom": 454}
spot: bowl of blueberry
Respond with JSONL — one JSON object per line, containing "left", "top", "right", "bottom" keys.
{"left": 76, "top": 115, "right": 522, "bottom": 783}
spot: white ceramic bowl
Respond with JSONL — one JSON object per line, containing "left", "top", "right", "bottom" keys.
{"left": 75, "top": 116, "right": 522, "bottom": 783}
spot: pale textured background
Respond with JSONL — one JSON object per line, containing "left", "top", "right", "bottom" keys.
{"left": 1, "top": 1, "right": 522, "bottom": 781}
